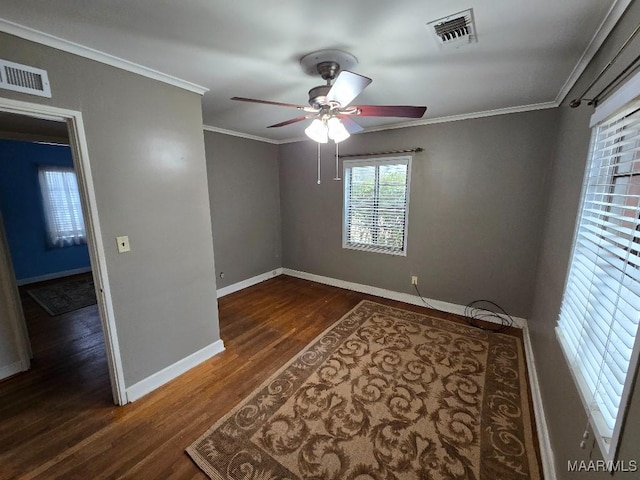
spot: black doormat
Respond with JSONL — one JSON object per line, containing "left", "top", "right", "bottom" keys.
{"left": 27, "top": 276, "right": 97, "bottom": 316}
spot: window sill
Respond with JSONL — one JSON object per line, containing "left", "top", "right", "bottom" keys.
{"left": 342, "top": 243, "right": 407, "bottom": 256}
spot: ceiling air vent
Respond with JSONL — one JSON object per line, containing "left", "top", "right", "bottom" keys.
{"left": 0, "top": 59, "right": 51, "bottom": 98}
{"left": 427, "top": 9, "right": 477, "bottom": 50}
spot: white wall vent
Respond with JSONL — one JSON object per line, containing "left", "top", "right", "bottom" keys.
{"left": 427, "top": 9, "right": 477, "bottom": 50}
{"left": 0, "top": 59, "right": 52, "bottom": 98}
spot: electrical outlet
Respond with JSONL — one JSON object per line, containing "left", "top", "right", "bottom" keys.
{"left": 116, "top": 236, "right": 130, "bottom": 253}
{"left": 411, "top": 275, "right": 418, "bottom": 285}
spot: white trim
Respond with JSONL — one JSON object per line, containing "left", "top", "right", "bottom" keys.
{"left": 126, "top": 339, "right": 225, "bottom": 403}
{"left": 0, "top": 97, "right": 128, "bottom": 406}
{"left": 0, "top": 18, "right": 208, "bottom": 96}
{"left": 523, "top": 324, "right": 557, "bottom": 480}
{"left": 203, "top": 125, "right": 278, "bottom": 145}
{"left": 0, "top": 360, "right": 28, "bottom": 381}
{"left": 361, "top": 101, "right": 559, "bottom": 134}
{"left": 217, "top": 268, "right": 283, "bottom": 298}
{"left": 555, "top": 327, "right": 615, "bottom": 460}
{"left": 206, "top": 102, "right": 559, "bottom": 145}
{"left": 276, "top": 135, "right": 309, "bottom": 145}
{"left": 0, "top": 209, "right": 31, "bottom": 369}
{"left": 556, "top": 0, "right": 635, "bottom": 105}
{"left": 67, "top": 108, "right": 128, "bottom": 406}
{"left": 590, "top": 69, "right": 640, "bottom": 126}
{"left": 281, "top": 268, "right": 527, "bottom": 328}
{"left": 16, "top": 266, "right": 92, "bottom": 286}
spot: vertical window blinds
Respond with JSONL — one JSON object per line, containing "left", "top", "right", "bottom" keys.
{"left": 557, "top": 97, "right": 640, "bottom": 456}
{"left": 38, "top": 166, "right": 86, "bottom": 248}
{"left": 343, "top": 157, "right": 411, "bottom": 255}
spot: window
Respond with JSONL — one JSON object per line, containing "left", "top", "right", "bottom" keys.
{"left": 38, "top": 166, "right": 86, "bottom": 248}
{"left": 556, "top": 81, "right": 640, "bottom": 461}
{"left": 343, "top": 156, "right": 411, "bottom": 255}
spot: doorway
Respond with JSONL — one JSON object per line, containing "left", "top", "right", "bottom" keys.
{"left": 0, "top": 97, "right": 126, "bottom": 405}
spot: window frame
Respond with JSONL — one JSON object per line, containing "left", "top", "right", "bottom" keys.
{"left": 342, "top": 155, "right": 412, "bottom": 256}
{"left": 556, "top": 70, "right": 640, "bottom": 463}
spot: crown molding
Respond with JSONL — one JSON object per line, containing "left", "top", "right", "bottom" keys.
{"left": 205, "top": 101, "right": 559, "bottom": 145}
{"left": 0, "top": 18, "right": 208, "bottom": 96}
{"left": 360, "top": 101, "right": 559, "bottom": 134}
{"left": 276, "top": 135, "right": 308, "bottom": 145}
{"left": 555, "top": 0, "right": 634, "bottom": 105}
{"left": 202, "top": 124, "right": 279, "bottom": 144}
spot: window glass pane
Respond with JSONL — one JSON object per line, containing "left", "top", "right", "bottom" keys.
{"left": 38, "top": 166, "right": 87, "bottom": 248}
{"left": 377, "top": 164, "right": 407, "bottom": 250}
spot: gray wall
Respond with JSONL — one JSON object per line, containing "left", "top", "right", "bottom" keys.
{"left": 204, "top": 131, "right": 281, "bottom": 288}
{"left": 280, "top": 109, "right": 560, "bottom": 318}
{"left": 528, "top": 0, "right": 640, "bottom": 477}
{"left": 0, "top": 32, "right": 220, "bottom": 387}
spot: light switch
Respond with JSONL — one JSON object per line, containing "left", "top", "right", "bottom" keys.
{"left": 116, "top": 235, "right": 131, "bottom": 253}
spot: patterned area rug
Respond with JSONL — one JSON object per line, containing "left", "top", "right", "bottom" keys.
{"left": 187, "top": 300, "right": 541, "bottom": 480}
{"left": 27, "top": 276, "right": 96, "bottom": 316}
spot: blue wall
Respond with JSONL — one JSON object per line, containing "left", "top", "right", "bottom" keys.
{"left": 0, "top": 139, "right": 90, "bottom": 283}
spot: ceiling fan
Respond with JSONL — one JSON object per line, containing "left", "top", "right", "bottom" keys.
{"left": 231, "top": 49, "right": 427, "bottom": 143}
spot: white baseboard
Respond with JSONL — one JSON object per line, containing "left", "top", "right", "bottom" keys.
{"left": 217, "top": 268, "right": 283, "bottom": 298}
{"left": 126, "top": 339, "right": 225, "bottom": 403}
{"left": 282, "top": 268, "right": 528, "bottom": 328}
{"left": 16, "top": 266, "right": 92, "bottom": 286}
{"left": 522, "top": 324, "right": 557, "bottom": 480}
{"left": 0, "top": 360, "right": 28, "bottom": 381}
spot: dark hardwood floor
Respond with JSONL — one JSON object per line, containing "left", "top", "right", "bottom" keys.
{"left": 0, "top": 274, "right": 525, "bottom": 479}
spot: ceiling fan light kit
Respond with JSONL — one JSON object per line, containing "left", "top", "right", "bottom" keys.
{"left": 327, "top": 117, "right": 350, "bottom": 143}
{"left": 231, "top": 49, "right": 427, "bottom": 183}
{"left": 305, "top": 118, "right": 328, "bottom": 143}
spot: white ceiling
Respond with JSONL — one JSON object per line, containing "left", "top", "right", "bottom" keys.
{"left": 0, "top": 0, "right": 625, "bottom": 142}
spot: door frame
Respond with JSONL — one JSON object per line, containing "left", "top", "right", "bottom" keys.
{"left": 0, "top": 209, "right": 31, "bottom": 373}
{"left": 0, "top": 96, "right": 127, "bottom": 405}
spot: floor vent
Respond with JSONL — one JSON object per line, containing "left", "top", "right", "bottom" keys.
{"left": 427, "top": 9, "right": 477, "bottom": 50}
{"left": 0, "top": 59, "right": 52, "bottom": 98}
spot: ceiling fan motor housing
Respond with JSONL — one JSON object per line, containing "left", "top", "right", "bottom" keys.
{"left": 231, "top": 48, "right": 426, "bottom": 131}
{"left": 308, "top": 84, "right": 332, "bottom": 109}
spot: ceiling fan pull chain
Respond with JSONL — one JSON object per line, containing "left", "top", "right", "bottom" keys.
{"left": 317, "top": 143, "right": 321, "bottom": 185}
{"left": 334, "top": 142, "right": 341, "bottom": 181}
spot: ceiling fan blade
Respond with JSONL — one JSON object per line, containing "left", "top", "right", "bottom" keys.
{"left": 267, "top": 116, "right": 310, "bottom": 128}
{"left": 352, "top": 105, "right": 427, "bottom": 118}
{"left": 338, "top": 116, "right": 364, "bottom": 134}
{"left": 231, "top": 96, "right": 307, "bottom": 110}
{"left": 326, "top": 71, "right": 372, "bottom": 107}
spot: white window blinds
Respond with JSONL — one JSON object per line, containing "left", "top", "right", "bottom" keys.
{"left": 38, "top": 166, "right": 87, "bottom": 248}
{"left": 557, "top": 96, "right": 640, "bottom": 458}
{"left": 343, "top": 156, "right": 411, "bottom": 255}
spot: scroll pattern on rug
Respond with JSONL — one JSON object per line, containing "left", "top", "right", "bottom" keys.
{"left": 187, "top": 300, "right": 540, "bottom": 480}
